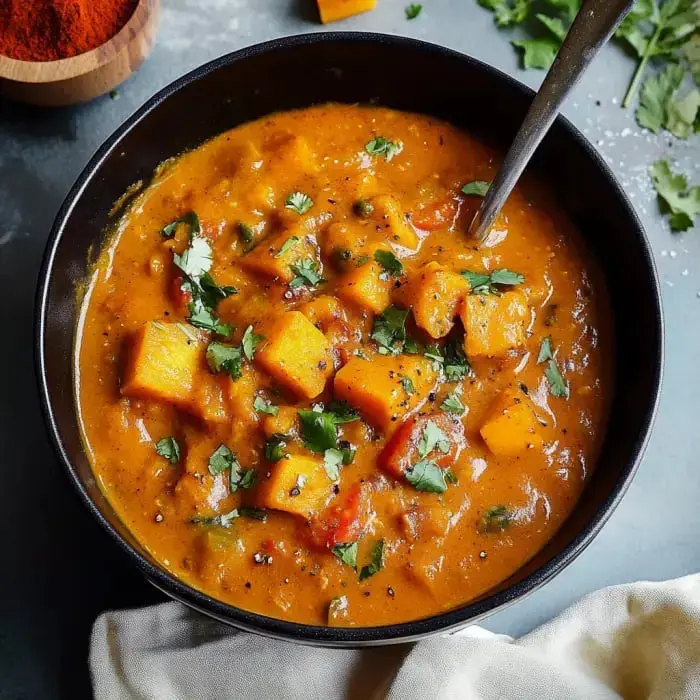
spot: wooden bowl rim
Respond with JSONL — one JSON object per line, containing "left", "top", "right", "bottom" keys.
{"left": 0, "top": 0, "right": 157, "bottom": 83}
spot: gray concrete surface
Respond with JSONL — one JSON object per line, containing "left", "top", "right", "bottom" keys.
{"left": 1, "top": 0, "right": 698, "bottom": 697}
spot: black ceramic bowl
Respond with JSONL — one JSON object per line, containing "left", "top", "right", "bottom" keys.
{"left": 36, "top": 33, "right": 663, "bottom": 646}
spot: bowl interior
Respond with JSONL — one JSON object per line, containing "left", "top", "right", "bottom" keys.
{"left": 37, "top": 33, "right": 662, "bottom": 645}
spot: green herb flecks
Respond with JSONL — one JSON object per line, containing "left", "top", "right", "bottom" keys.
{"left": 206, "top": 342, "right": 243, "bottom": 379}
{"left": 285, "top": 192, "right": 314, "bottom": 215}
{"left": 155, "top": 436, "right": 180, "bottom": 464}
{"left": 461, "top": 268, "right": 525, "bottom": 295}
{"left": 440, "top": 386, "right": 466, "bottom": 415}
{"left": 264, "top": 434, "right": 288, "bottom": 462}
{"left": 332, "top": 541, "right": 359, "bottom": 570}
{"left": 290, "top": 258, "right": 325, "bottom": 289}
{"left": 162, "top": 211, "right": 201, "bottom": 239}
{"left": 461, "top": 180, "right": 491, "bottom": 197}
{"left": 479, "top": 505, "right": 514, "bottom": 533}
{"left": 253, "top": 396, "right": 278, "bottom": 416}
{"left": 323, "top": 448, "right": 344, "bottom": 481}
{"left": 650, "top": 159, "right": 700, "bottom": 232}
{"left": 241, "top": 325, "right": 264, "bottom": 360}
{"left": 417, "top": 420, "right": 451, "bottom": 459}
{"left": 405, "top": 3, "right": 422, "bottom": 19}
{"left": 359, "top": 539, "right": 385, "bottom": 581}
{"left": 406, "top": 460, "right": 449, "bottom": 493}
{"left": 371, "top": 305, "right": 410, "bottom": 354}
{"left": 374, "top": 249, "right": 405, "bottom": 278}
{"left": 365, "top": 137, "right": 404, "bottom": 162}
{"left": 537, "top": 336, "right": 570, "bottom": 399}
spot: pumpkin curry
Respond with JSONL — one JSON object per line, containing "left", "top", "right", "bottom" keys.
{"left": 76, "top": 104, "right": 610, "bottom": 626}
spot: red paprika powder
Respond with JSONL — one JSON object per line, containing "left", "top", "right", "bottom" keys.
{"left": 0, "top": 0, "right": 139, "bottom": 62}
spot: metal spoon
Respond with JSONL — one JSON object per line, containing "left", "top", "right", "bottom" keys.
{"left": 468, "top": 0, "right": 635, "bottom": 242}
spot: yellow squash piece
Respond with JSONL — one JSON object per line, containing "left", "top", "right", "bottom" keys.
{"left": 405, "top": 262, "right": 469, "bottom": 339}
{"left": 367, "top": 194, "right": 419, "bottom": 250}
{"left": 336, "top": 260, "right": 392, "bottom": 314}
{"left": 257, "top": 454, "right": 332, "bottom": 519}
{"left": 240, "top": 229, "right": 317, "bottom": 283}
{"left": 121, "top": 321, "right": 204, "bottom": 410}
{"left": 333, "top": 355, "right": 438, "bottom": 432}
{"left": 256, "top": 311, "right": 334, "bottom": 400}
{"left": 461, "top": 290, "right": 528, "bottom": 358}
{"left": 317, "top": 0, "right": 377, "bottom": 23}
{"left": 480, "top": 388, "right": 543, "bottom": 457}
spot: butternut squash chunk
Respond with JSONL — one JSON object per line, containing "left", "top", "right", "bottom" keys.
{"left": 193, "top": 376, "right": 230, "bottom": 424}
{"left": 317, "top": 0, "right": 377, "bottom": 23}
{"left": 368, "top": 194, "right": 419, "bottom": 250}
{"left": 257, "top": 454, "right": 332, "bottom": 518}
{"left": 404, "top": 262, "right": 469, "bottom": 339}
{"left": 256, "top": 311, "right": 334, "bottom": 399}
{"left": 240, "top": 229, "right": 317, "bottom": 282}
{"left": 333, "top": 355, "right": 438, "bottom": 432}
{"left": 480, "top": 388, "right": 543, "bottom": 457}
{"left": 262, "top": 406, "right": 299, "bottom": 438}
{"left": 336, "top": 260, "right": 392, "bottom": 313}
{"left": 460, "top": 291, "right": 528, "bottom": 358}
{"left": 227, "top": 369, "right": 261, "bottom": 427}
{"left": 121, "top": 321, "right": 204, "bottom": 409}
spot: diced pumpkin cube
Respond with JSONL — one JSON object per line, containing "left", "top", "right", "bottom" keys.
{"left": 121, "top": 321, "right": 204, "bottom": 409}
{"left": 261, "top": 406, "right": 299, "bottom": 438}
{"left": 257, "top": 454, "right": 332, "bottom": 519}
{"left": 333, "top": 355, "right": 438, "bottom": 432}
{"left": 368, "top": 194, "right": 419, "bottom": 250}
{"left": 226, "top": 370, "right": 261, "bottom": 427}
{"left": 321, "top": 222, "right": 370, "bottom": 265}
{"left": 404, "top": 262, "right": 469, "bottom": 339}
{"left": 256, "top": 311, "right": 333, "bottom": 399}
{"left": 240, "top": 228, "right": 317, "bottom": 283}
{"left": 317, "top": 0, "right": 377, "bottom": 23}
{"left": 461, "top": 291, "right": 528, "bottom": 358}
{"left": 336, "top": 260, "right": 392, "bottom": 314}
{"left": 300, "top": 295, "right": 347, "bottom": 332}
{"left": 480, "top": 388, "right": 543, "bottom": 457}
{"left": 263, "top": 131, "right": 319, "bottom": 174}
{"left": 192, "top": 376, "right": 230, "bottom": 424}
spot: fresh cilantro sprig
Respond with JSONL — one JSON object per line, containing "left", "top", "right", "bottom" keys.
{"left": 461, "top": 268, "right": 525, "bottom": 295}
{"left": 359, "top": 540, "right": 385, "bottom": 581}
{"left": 650, "top": 160, "right": 700, "bottom": 232}
{"left": 285, "top": 192, "right": 313, "bottom": 215}
{"left": 155, "top": 436, "right": 180, "bottom": 464}
{"left": 371, "top": 306, "right": 410, "bottom": 354}
{"left": 298, "top": 404, "right": 360, "bottom": 454}
{"left": 365, "top": 137, "right": 404, "bottom": 162}
{"left": 537, "top": 336, "right": 570, "bottom": 399}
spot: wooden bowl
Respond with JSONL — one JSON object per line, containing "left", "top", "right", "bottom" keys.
{"left": 0, "top": 0, "right": 160, "bottom": 107}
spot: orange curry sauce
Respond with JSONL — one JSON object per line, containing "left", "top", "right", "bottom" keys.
{"left": 76, "top": 104, "right": 610, "bottom": 626}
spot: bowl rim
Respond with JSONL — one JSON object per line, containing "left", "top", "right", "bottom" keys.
{"left": 35, "top": 30, "right": 664, "bottom": 646}
{"left": 0, "top": 0, "right": 158, "bottom": 82}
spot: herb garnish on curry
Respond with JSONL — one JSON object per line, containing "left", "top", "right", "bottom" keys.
{"left": 76, "top": 104, "right": 610, "bottom": 626}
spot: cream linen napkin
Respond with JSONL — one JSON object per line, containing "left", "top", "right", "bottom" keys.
{"left": 90, "top": 573, "right": 700, "bottom": 699}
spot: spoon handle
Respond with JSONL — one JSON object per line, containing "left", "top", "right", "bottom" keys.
{"left": 468, "top": 0, "right": 635, "bottom": 242}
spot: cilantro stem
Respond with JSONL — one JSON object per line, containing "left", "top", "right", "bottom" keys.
{"left": 621, "top": 20, "right": 664, "bottom": 109}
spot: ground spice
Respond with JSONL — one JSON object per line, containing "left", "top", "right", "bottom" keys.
{"left": 0, "top": 0, "right": 139, "bottom": 62}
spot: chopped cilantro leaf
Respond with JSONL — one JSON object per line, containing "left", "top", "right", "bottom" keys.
{"left": 264, "top": 434, "right": 288, "bottom": 462}
{"left": 365, "top": 137, "right": 404, "bottom": 162}
{"left": 161, "top": 211, "right": 201, "bottom": 239}
{"left": 323, "top": 448, "right": 344, "bottom": 481}
{"left": 241, "top": 325, "right": 264, "bottom": 360}
{"left": 274, "top": 236, "right": 300, "bottom": 258}
{"left": 374, "top": 249, "right": 405, "bottom": 278}
{"left": 239, "top": 506, "right": 268, "bottom": 522}
{"left": 208, "top": 444, "right": 238, "bottom": 476}
{"left": 537, "top": 336, "right": 554, "bottom": 364}
{"left": 231, "top": 466, "right": 256, "bottom": 492}
{"left": 327, "top": 401, "right": 361, "bottom": 424}
{"left": 417, "top": 420, "right": 451, "bottom": 459}
{"left": 479, "top": 505, "right": 513, "bottom": 533}
{"left": 444, "top": 336, "right": 471, "bottom": 381}
{"left": 371, "top": 305, "right": 409, "bottom": 354}
{"left": 399, "top": 374, "right": 415, "bottom": 394}
{"left": 191, "top": 509, "right": 239, "bottom": 528}
{"left": 461, "top": 268, "right": 524, "bottom": 295}
{"left": 440, "top": 387, "right": 465, "bottom": 415}
{"left": 285, "top": 192, "right": 313, "bottom": 215}
{"left": 298, "top": 409, "right": 339, "bottom": 453}
{"left": 206, "top": 342, "right": 242, "bottom": 379}
{"left": 650, "top": 159, "right": 700, "bottom": 232}
{"left": 405, "top": 3, "right": 422, "bottom": 19}
{"left": 406, "top": 459, "right": 448, "bottom": 493}
{"left": 155, "top": 436, "right": 180, "bottom": 464}
{"left": 253, "top": 396, "right": 278, "bottom": 416}
{"left": 545, "top": 359, "right": 570, "bottom": 399}
{"left": 512, "top": 38, "right": 560, "bottom": 69}
{"left": 359, "top": 539, "right": 385, "bottom": 581}
{"left": 461, "top": 180, "right": 490, "bottom": 196}
{"left": 290, "top": 258, "right": 325, "bottom": 289}
{"left": 173, "top": 235, "right": 212, "bottom": 280}
{"left": 332, "top": 541, "right": 358, "bottom": 570}
{"left": 188, "top": 302, "right": 232, "bottom": 338}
